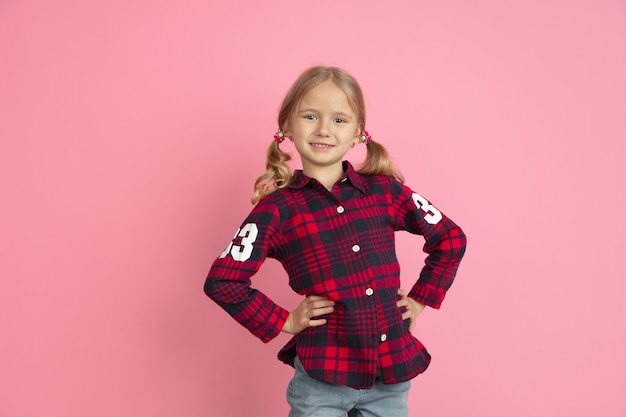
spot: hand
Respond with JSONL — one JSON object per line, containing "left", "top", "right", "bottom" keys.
{"left": 397, "top": 289, "right": 426, "bottom": 332}
{"left": 282, "top": 295, "right": 335, "bottom": 335}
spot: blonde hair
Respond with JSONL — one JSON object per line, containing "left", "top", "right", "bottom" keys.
{"left": 251, "top": 66, "right": 404, "bottom": 204}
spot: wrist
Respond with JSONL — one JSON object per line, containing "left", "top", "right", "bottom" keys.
{"left": 408, "top": 297, "right": 426, "bottom": 315}
{"left": 281, "top": 312, "right": 295, "bottom": 334}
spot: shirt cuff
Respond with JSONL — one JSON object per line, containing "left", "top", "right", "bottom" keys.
{"left": 408, "top": 282, "right": 446, "bottom": 309}
{"left": 253, "top": 305, "right": 290, "bottom": 343}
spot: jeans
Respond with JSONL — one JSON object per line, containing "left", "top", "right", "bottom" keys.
{"left": 286, "top": 357, "right": 410, "bottom": 417}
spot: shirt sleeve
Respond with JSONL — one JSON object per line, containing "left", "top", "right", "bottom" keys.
{"left": 203, "top": 199, "right": 289, "bottom": 342}
{"left": 391, "top": 181, "right": 467, "bottom": 309}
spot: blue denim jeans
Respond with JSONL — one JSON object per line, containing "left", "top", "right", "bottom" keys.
{"left": 286, "top": 357, "right": 410, "bottom": 417}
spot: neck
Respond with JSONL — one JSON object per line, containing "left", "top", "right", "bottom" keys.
{"left": 302, "top": 163, "right": 344, "bottom": 189}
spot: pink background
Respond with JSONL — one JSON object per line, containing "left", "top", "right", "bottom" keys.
{"left": 1, "top": 0, "right": 625, "bottom": 416}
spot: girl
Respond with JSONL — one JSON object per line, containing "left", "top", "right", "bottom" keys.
{"left": 204, "top": 66, "right": 466, "bottom": 417}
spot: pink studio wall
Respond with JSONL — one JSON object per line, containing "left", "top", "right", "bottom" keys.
{"left": 1, "top": 0, "right": 625, "bottom": 416}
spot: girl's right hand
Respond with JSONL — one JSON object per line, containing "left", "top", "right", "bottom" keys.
{"left": 281, "top": 295, "right": 335, "bottom": 335}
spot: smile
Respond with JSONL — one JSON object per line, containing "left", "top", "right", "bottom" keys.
{"left": 310, "top": 143, "right": 334, "bottom": 150}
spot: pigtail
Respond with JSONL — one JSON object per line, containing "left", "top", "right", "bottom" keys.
{"left": 357, "top": 139, "right": 405, "bottom": 183}
{"left": 251, "top": 141, "right": 293, "bottom": 204}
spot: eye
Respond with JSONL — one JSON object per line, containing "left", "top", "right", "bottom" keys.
{"left": 334, "top": 118, "right": 346, "bottom": 124}
{"left": 304, "top": 115, "right": 317, "bottom": 120}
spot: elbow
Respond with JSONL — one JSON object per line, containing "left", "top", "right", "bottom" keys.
{"left": 203, "top": 276, "right": 217, "bottom": 298}
{"left": 449, "top": 225, "right": 467, "bottom": 260}
{"left": 458, "top": 226, "right": 468, "bottom": 257}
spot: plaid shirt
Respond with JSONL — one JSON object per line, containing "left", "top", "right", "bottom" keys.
{"left": 204, "top": 161, "right": 466, "bottom": 389}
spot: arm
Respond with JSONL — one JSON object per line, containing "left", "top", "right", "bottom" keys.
{"left": 392, "top": 181, "right": 467, "bottom": 310}
{"left": 203, "top": 201, "right": 289, "bottom": 342}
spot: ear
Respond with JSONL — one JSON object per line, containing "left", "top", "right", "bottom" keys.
{"left": 352, "top": 126, "right": 363, "bottom": 145}
{"left": 355, "top": 123, "right": 364, "bottom": 138}
{"left": 282, "top": 127, "right": 293, "bottom": 141}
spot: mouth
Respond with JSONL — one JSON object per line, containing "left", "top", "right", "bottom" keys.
{"left": 310, "top": 142, "right": 334, "bottom": 150}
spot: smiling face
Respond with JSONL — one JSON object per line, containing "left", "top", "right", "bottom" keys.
{"left": 285, "top": 80, "right": 362, "bottom": 183}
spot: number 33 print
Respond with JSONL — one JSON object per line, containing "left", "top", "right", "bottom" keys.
{"left": 412, "top": 193, "right": 442, "bottom": 225}
{"left": 218, "top": 195, "right": 439, "bottom": 262}
{"left": 219, "top": 223, "right": 258, "bottom": 262}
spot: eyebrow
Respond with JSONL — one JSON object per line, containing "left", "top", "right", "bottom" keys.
{"left": 297, "top": 108, "right": 354, "bottom": 118}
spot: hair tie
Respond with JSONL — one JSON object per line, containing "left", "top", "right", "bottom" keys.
{"left": 274, "top": 130, "right": 286, "bottom": 143}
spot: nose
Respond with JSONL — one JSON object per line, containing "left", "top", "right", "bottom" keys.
{"left": 317, "top": 118, "right": 331, "bottom": 136}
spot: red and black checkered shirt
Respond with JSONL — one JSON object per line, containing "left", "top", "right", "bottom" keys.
{"left": 204, "top": 161, "right": 466, "bottom": 389}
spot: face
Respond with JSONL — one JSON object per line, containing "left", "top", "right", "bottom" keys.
{"left": 285, "top": 80, "right": 361, "bottom": 179}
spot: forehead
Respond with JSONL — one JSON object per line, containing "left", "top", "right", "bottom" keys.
{"left": 298, "top": 80, "right": 356, "bottom": 114}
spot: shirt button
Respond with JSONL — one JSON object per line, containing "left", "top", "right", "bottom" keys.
{"left": 380, "top": 334, "right": 387, "bottom": 342}
{"left": 337, "top": 206, "right": 345, "bottom": 214}
{"left": 352, "top": 244, "right": 360, "bottom": 253}
{"left": 365, "top": 288, "right": 374, "bottom": 296}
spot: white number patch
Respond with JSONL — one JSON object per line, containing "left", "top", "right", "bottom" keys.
{"left": 412, "top": 193, "right": 442, "bottom": 225}
{"left": 219, "top": 223, "right": 259, "bottom": 262}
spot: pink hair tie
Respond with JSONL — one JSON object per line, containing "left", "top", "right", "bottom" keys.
{"left": 274, "top": 130, "right": 286, "bottom": 143}
{"left": 359, "top": 131, "right": 371, "bottom": 144}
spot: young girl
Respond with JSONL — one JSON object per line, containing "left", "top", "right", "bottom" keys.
{"left": 204, "top": 66, "right": 466, "bottom": 417}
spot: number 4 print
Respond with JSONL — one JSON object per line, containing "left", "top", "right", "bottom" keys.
{"left": 219, "top": 223, "right": 259, "bottom": 262}
{"left": 412, "top": 193, "right": 442, "bottom": 225}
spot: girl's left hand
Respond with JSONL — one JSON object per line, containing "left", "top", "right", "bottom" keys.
{"left": 397, "top": 289, "right": 426, "bottom": 332}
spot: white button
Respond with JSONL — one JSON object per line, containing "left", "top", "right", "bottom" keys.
{"left": 352, "top": 244, "right": 360, "bottom": 252}
{"left": 337, "top": 206, "right": 345, "bottom": 214}
{"left": 365, "top": 288, "right": 374, "bottom": 296}
{"left": 380, "top": 334, "right": 387, "bottom": 342}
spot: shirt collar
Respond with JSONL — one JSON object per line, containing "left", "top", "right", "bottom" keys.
{"left": 288, "top": 161, "right": 367, "bottom": 194}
